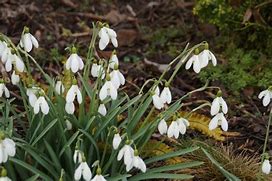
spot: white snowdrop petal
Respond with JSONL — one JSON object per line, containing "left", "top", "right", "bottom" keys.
{"left": 74, "top": 164, "right": 83, "bottom": 180}
{"left": 3, "top": 138, "right": 16, "bottom": 157}
{"left": 199, "top": 50, "right": 209, "bottom": 68}
{"left": 66, "top": 86, "right": 76, "bottom": 103}
{"left": 220, "top": 97, "right": 228, "bottom": 114}
{"left": 30, "top": 34, "right": 39, "bottom": 48}
{"left": 77, "top": 55, "right": 84, "bottom": 70}
{"left": 111, "top": 37, "right": 118, "bottom": 48}
{"left": 262, "top": 159, "right": 271, "bottom": 175}
{"left": 220, "top": 115, "right": 228, "bottom": 131}
{"left": 4, "top": 86, "right": 10, "bottom": 98}
{"left": 118, "top": 71, "right": 125, "bottom": 85}
{"left": 76, "top": 87, "right": 82, "bottom": 104}
{"left": 99, "top": 84, "right": 108, "bottom": 101}
{"left": 210, "top": 97, "right": 220, "bottom": 116}
{"left": 109, "top": 54, "right": 119, "bottom": 69}
{"left": 23, "top": 33, "right": 33, "bottom": 52}
{"left": 82, "top": 162, "right": 92, "bottom": 180}
{"left": 117, "top": 147, "right": 125, "bottom": 161}
{"left": 99, "top": 28, "right": 110, "bottom": 50}
{"left": 113, "top": 133, "right": 122, "bottom": 150}
{"left": 158, "top": 119, "right": 168, "bottom": 135}
{"left": 258, "top": 90, "right": 267, "bottom": 99}
{"left": 91, "top": 63, "right": 98, "bottom": 77}
{"left": 98, "top": 104, "right": 107, "bottom": 116}
{"left": 11, "top": 71, "right": 20, "bottom": 85}
{"left": 152, "top": 94, "right": 163, "bottom": 110}
{"left": 193, "top": 56, "right": 201, "bottom": 73}
{"left": 41, "top": 97, "right": 49, "bottom": 115}
{"left": 15, "top": 56, "right": 25, "bottom": 72}
{"left": 65, "top": 102, "right": 75, "bottom": 114}
{"left": 263, "top": 92, "right": 271, "bottom": 106}
{"left": 185, "top": 56, "right": 194, "bottom": 70}
{"left": 33, "top": 101, "right": 40, "bottom": 114}
{"left": 210, "top": 51, "right": 217, "bottom": 66}
{"left": 71, "top": 54, "right": 79, "bottom": 73}
{"left": 106, "top": 28, "right": 117, "bottom": 38}
{"left": 209, "top": 116, "right": 219, "bottom": 130}
{"left": 109, "top": 83, "right": 118, "bottom": 100}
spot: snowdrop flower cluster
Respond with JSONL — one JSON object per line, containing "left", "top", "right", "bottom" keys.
{"left": 209, "top": 94, "right": 228, "bottom": 131}
{"left": 26, "top": 88, "right": 49, "bottom": 115}
{"left": 0, "top": 136, "right": 16, "bottom": 164}
{"left": 65, "top": 47, "right": 84, "bottom": 73}
{"left": 167, "top": 118, "right": 190, "bottom": 139}
{"left": 0, "top": 83, "right": 10, "bottom": 98}
{"left": 65, "top": 84, "right": 82, "bottom": 114}
{"left": 117, "top": 143, "right": 146, "bottom": 172}
{"left": 258, "top": 88, "right": 272, "bottom": 107}
{"left": 98, "top": 26, "right": 118, "bottom": 50}
{"left": 262, "top": 159, "right": 271, "bottom": 175}
{"left": 19, "top": 27, "right": 39, "bottom": 52}
{"left": 185, "top": 45, "right": 217, "bottom": 73}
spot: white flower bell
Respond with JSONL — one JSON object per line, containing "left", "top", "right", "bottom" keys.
{"left": 209, "top": 113, "right": 228, "bottom": 131}
{"left": 167, "top": 118, "right": 189, "bottom": 138}
{"left": 199, "top": 49, "right": 217, "bottom": 68}
{"left": 117, "top": 144, "right": 134, "bottom": 166}
{"left": 98, "top": 104, "right": 107, "bottom": 116}
{"left": 4, "top": 53, "right": 25, "bottom": 72}
{"left": 20, "top": 28, "right": 39, "bottom": 52}
{"left": 91, "top": 63, "right": 105, "bottom": 78}
{"left": 110, "top": 67, "right": 125, "bottom": 89}
{"left": 126, "top": 150, "right": 146, "bottom": 173}
{"left": 55, "top": 81, "right": 65, "bottom": 95}
{"left": 74, "top": 162, "right": 92, "bottom": 181}
{"left": 33, "top": 96, "right": 49, "bottom": 115}
{"left": 73, "top": 150, "right": 82, "bottom": 164}
{"left": 0, "top": 83, "right": 10, "bottom": 98}
{"left": 262, "top": 159, "right": 271, "bottom": 175}
{"left": 176, "top": 118, "right": 190, "bottom": 135}
{"left": 0, "top": 41, "right": 8, "bottom": 57}
{"left": 65, "top": 84, "right": 82, "bottom": 114}
{"left": 158, "top": 119, "right": 168, "bottom": 135}
{"left": 112, "top": 133, "right": 122, "bottom": 150}
{"left": 65, "top": 47, "right": 84, "bottom": 73}
{"left": 98, "top": 26, "right": 118, "bottom": 50}
{"left": 109, "top": 52, "right": 119, "bottom": 69}
{"left": 99, "top": 75, "right": 118, "bottom": 101}
{"left": 185, "top": 50, "right": 201, "bottom": 73}
{"left": 11, "top": 71, "right": 20, "bottom": 85}
{"left": 152, "top": 87, "right": 164, "bottom": 110}
{"left": 0, "top": 137, "right": 16, "bottom": 163}
{"left": 160, "top": 85, "right": 172, "bottom": 104}
{"left": 259, "top": 89, "right": 272, "bottom": 107}
{"left": 210, "top": 96, "right": 228, "bottom": 116}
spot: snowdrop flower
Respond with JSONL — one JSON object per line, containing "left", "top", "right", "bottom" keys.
{"left": 0, "top": 176, "right": 11, "bottom": 181}
{"left": 0, "top": 137, "right": 16, "bottom": 163}
{"left": 176, "top": 118, "right": 190, "bottom": 135}
{"left": 73, "top": 149, "right": 82, "bottom": 164}
{"left": 11, "top": 71, "right": 20, "bottom": 85}
{"left": 109, "top": 52, "right": 119, "bottom": 69}
{"left": 258, "top": 89, "right": 272, "bottom": 107}
{"left": 26, "top": 88, "right": 38, "bottom": 107}
{"left": 3, "top": 53, "right": 25, "bottom": 73}
{"left": 1, "top": 47, "right": 11, "bottom": 64}
{"left": 126, "top": 150, "right": 146, "bottom": 173}
{"left": 65, "top": 47, "right": 84, "bottom": 73}
{"left": 0, "top": 83, "right": 10, "bottom": 98}
{"left": 66, "top": 85, "right": 82, "bottom": 104}
{"left": 185, "top": 51, "right": 201, "bottom": 73}
{"left": 262, "top": 159, "right": 271, "bottom": 175}
{"left": 98, "top": 104, "right": 107, "bottom": 116}
{"left": 117, "top": 144, "right": 134, "bottom": 166}
{"left": 33, "top": 96, "right": 49, "bottom": 115}
{"left": 160, "top": 85, "right": 172, "bottom": 104}
{"left": 152, "top": 87, "right": 164, "bottom": 110}
{"left": 199, "top": 49, "right": 217, "bottom": 68}
{"left": 110, "top": 68, "right": 125, "bottom": 89}
{"left": 98, "top": 26, "right": 118, "bottom": 50}
{"left": 112, "top": 133, "right": 122, "bottom": 150}
{"left": 210, "top": 96, "right": 228, "bottom": 116}
{"left": 158, "top": 119, "right": 168, "bottom": 135}
{"left": 0, "top": 41, "right": 8, "bottom": 57}
{"left": 20, "top": 28, "right": 39, "bottom": 52}
{"left": 167, "top": 121, "right": 179, "bottom": 139}
{"left": 99, "top": 76, "right": 118, "bottom": 101}
{"left": 65, "top": 120, "right": 72, "bottom": 130}
{"left": 91, "top": 63, "right": 105, "bottom": 78}
{"left": 74, "top": 162, "right": 92, "bottom": 181}
{"left": 209, "top": 113, "right": 228, "bottom": 131}
{"left": 55, "top": 81, "right": 65, "bottom": 95}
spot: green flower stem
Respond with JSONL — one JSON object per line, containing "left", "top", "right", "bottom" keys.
{"left": 262, "top": 108, "right": 272, "bottom": 162}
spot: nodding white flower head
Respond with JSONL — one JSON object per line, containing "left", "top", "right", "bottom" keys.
{"left": 158, "top": 119, "right": 168, "bottom": 135}
{"left": 117, "top": 143, "right": 134, "bottom": 167}
{"left": 152, "top": 87, "right": 164, "bottom": 110}
{"left": 11, "top": 71, "right": 20, "bottom": 85}
{"left": 185, "top": 49, "right": 201, "bottom": 73}
{"left": 98, "top": 26, "right": 118, "bottom": 50}
{"left": 0, "top": 135, "right": 16, "bottom": 164}
{"left": 55, "top": 81, "right": 65, "bottom": 95}
{"left": 0, "top": 176, "right": 12, "bottom": 181}
{"left": 66, "top": 85, "right": 82, "bottom": 104}
{"left": 1, "top": 46, "right": 11, "bottom": 65}
{"left": 65, "top": 120, "right": 72, "bottom": 130}
{"left": 99, "top": 75, "right": 118, "bottom": 101}
{"left": 167, "top": 118, "right": 189, "bottom": 139}
{"left": 91, "top": 62, "right": 105, "bottom": 78}
{"left": 91, "top": 174, "right": 107, "bottom": 181}
{"left": 73, "top": 149, "right": 83, "bottom": 164}
{"left": 34, "top": 96, "right": 49, "bottom": 115}
{"left": 262, "top": 159, "right": 271, "bottom": 175}
{"left": 3, "top": 53, "right": 25, "bottom": 73}
{"left": 126, "top": 150, "right": 146, "bottom": 173}
{"left": 160, "top": 85, "right": 172, "bottom": 104}
{"left": 112, "top": 133, "right": 122, "bottom": 150}
{"left": 258, "top": 88, "right": 272, "bottom": 107}
{"left": 109, "top": 52, "right": 119, "bottom": 69}
{"left": 0, "top": 83, "right": 10, "bottom": 98}
{"left": 0, "top": 41, "right": 8, "bottom": 57}
{"left": 199, "top": 43, "right": 217, "bottom": 68}
{"left": 19, "top": 27, "right": 39, "bottom": 52}
{"left": 65, "top": 47, "right": 84, "bottom": 73}
{"left": 26, "top": 88, "right": 38, "bottom": 107}
{"left": 98, "top": 104, "right": 107, "bottom": 116}
{"left": 74, "top": 162, "right": 92, "bottom": 181}
{"left": 210, "top": 95, "right": 228, "bottom": 116}
{"left": 110, "top": 67, "right": 125, "bottom": 89}
{"left": 209, "top": 113, "right": 228, "bottom": 131}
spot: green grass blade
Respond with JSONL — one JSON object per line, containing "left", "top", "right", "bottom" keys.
{"left": 59, "top": 131, "right": 79, "bottom": 157}
{"left": 129, "top": 173, "right": 193, "bottom": 181}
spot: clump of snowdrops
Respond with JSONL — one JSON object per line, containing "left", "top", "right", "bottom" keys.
{"left": 0, "top": 22, "right": 230, "bottom": 181}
